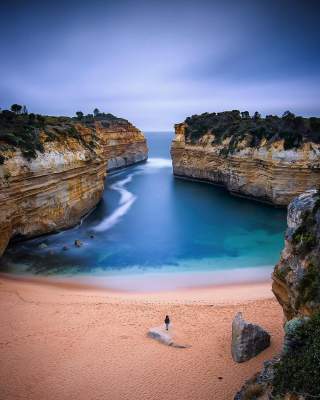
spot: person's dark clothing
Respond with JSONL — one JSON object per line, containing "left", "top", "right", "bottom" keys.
{"left": 164, "top": 315, "right": 170, "bottom": 330}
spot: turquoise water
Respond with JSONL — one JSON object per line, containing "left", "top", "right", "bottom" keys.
{"left": 1, "top": 132, "right": 287, "bottom": 290}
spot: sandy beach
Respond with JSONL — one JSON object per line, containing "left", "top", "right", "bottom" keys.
{"left": 0, "top": 275, "right": 283, "bottom": 400}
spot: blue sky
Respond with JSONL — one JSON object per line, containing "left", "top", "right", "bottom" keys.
{"left": 0, "top": 0, "right": 319, "bottom": 130}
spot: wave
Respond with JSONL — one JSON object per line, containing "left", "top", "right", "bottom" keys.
{"left": 94, "top": 158, "right": 171, "bottom": 232}
{"left": 145, "top": 158, "right": 172, "bottom": 168}
{"left": 94, "top": 175, "right": 136, "bottom": 232}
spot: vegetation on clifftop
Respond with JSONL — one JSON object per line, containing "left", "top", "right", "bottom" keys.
{"left": 0, "top": 105, "right": 129, "bottom": 162}
{"left": 184, "top": 110, "right": 320, "bottom": 152}
{"left": 272, "top": 313, "right": 320, "bottom": 399}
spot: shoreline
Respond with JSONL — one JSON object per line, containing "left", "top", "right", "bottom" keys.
{"left": 0, "top": 272, "right": 274, "bottom": 304}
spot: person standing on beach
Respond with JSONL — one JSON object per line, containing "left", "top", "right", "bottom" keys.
{"left": 164, "top": 315, "right": 170, "bottom": 330}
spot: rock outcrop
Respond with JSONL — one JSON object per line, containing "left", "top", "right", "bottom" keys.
{"left": 0, "top": 115, "right": 147, "bottom": 256}
{"left": 148, "top": 326, "right": 189, "bottom": 349}
{"left": 97, "top": 118, "right": 148, "bottom": 171}
{"left": 231, "top": 312, "right": 271, "bottom": 363}
{"left": 148, "top": 326, "right": 174, "bottom": 346}
{"left": 272, "top": 189, "right": 320, "bottom": 320}
{"left": 171, "top": 112, "right": 320, "bottom": 206}
{"left": 235, "top": 189, "right": 320, "bottom": 399}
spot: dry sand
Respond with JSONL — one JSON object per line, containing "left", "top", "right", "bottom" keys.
{"left": 0, "top": 275, "right": 283, "bottom": 400}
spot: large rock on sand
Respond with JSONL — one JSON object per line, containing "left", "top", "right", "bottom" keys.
{"left": 232, "top": 312, "right": 270, "bottom": 363}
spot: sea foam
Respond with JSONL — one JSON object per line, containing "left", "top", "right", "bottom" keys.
{"left": 145, "top": 158, "right": 172, "bottom": 168}
{"left": 94, "top": 174, "right": 136, "bottom": 232}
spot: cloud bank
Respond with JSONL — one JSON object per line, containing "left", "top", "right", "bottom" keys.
{"left": 0, "top": 0, "right": 319, "bottom": 130}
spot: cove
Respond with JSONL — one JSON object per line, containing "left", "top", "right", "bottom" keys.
{"left": 1, "top": 132, "right": 287, "bottom": 291}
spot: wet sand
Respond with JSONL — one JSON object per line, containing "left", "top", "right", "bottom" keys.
{"left": 0, "top": 275, "right": 283, "bottom": 400}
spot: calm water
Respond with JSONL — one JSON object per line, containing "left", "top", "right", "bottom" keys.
{"left": 1, "top": 132, "right": 287, "bottom": 291}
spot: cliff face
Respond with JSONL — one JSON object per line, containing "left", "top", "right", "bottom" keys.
{"left": 0, "top": 117, "right": 147, "bottom": 256}
{"left": 273, "top": 189, "right": 320, "bottom": 320}
{"left": 97, "top": 119, "right": 148, "bottom": 171}
{"left": 236, "top": 189, "right": 320, "bottom": 400}
{"left": 171, "top": 117, "right": 320, "bottom": 206}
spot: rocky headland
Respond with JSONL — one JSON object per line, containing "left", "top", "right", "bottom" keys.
{"left": 171, "top": 111, "right": 320, "bottom": 205}
{"left": 0, "top": 110, "right": 147, "bottom": 256}
{"left": 236, "top": 189, "right": 320, "bottom": 399}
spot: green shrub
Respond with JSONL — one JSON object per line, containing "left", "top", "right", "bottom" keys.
{"left": 0, "top": 132, "right": 19, "bottom": 146}
{"left": 0, "top": 109, "right": 123, "bottom": 161}
{"left": 272, "top": 313, "right": 320, "bottom": 399}
{"left": 296, "top": 262, "right": 320, "bottom": 307}
{"left": 183, "top": 111, "right": 320, "bottom": 150}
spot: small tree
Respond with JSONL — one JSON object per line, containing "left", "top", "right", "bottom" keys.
{"left": 11, "top": 104, "right": 22, "bottom": 114}
{"left": 253, "top": 111, "right": 261, "bottom": 120}
{"left": 282, "top": 111, "right": 295, "bottom": 120}
{"left": 241, "top": 111, "right": 250, "bottom": 119}
{"left": 85, "top": 113, "right": 94, "bottom": 122}
{"left": 93, "top": 108, "right": 100, "bottom": 117}
{"left": 76, "top": 111, "right": 84, "bottom": 120}
{"left": 22, "top": 105, "right": 28, "bottom": 114}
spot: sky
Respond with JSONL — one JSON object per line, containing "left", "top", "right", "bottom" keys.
{"left": 0, "top": 0, "right": 319, "bottom": 130}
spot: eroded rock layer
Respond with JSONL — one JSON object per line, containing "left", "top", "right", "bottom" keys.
{"left": 171, "top": 122, "right": 320, "bottom": 206}
{"left": 99, "top": 119, "right": 148, "bottom": 171}
{"left": 272, "top": 189, "right": 320, "bottom": 320}
{"left": 0, "top": 118, "right": 147, "bottom": 256}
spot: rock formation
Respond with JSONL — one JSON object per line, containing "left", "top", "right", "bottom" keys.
{"left": 171, "top": 111, "right": 320, "bottom": 206}
{"left": 96, "top": 117, "right": 148, "bottom": 171}
{"left": 148, "top": 327, "right": 174, "bottom": 346}
{"left": 235, "top": 189, "right": 320, "bottom": 399}
{"left": 272, "top": 189, "right": 320, "bottom": 320}
{"left": 231, "top": 312, "right": 271, "bottom": 363}
{"left": 148, "top": 326, "right": 189, "bottom": 349}
{"left": 0, "top": 114, "right": 147, "bottom": 256}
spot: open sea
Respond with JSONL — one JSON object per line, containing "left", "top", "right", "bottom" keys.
{"left": 1, "top": 132, "right": 287, "bottom": 291}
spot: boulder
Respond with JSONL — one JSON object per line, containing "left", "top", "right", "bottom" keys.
{"left": 232, "top": 312, "right": 270, "bottom": 363}
{"left": 148, "top": 327, "right": 174, "bottom": 346}
{"left": 147, "top": 326, "right": 189, "bottom": 349}
{"left": 38, "top": 243, "right": 48, "bottom": 249}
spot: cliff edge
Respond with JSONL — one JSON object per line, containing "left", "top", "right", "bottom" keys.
{"left": 0, "top": 112, "right": 148, "bottom": 256}
{"left": 171, "top": 111, "right": 320, "bottom": 205}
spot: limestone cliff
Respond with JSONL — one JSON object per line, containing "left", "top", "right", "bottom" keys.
{"left": 235, "top": 189, "right": 320, "bottom": 399}
{"left": 273, "top": 189, "right": 320, "bottom": 320}
{"left": 97, "top": 118, "right": 148, "bottom": 171}
{"left": 171, "top": 112, "right": 320, "bottom": 205}
{"left": 0, "top": 114, "right": 147, "bottom": 256}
